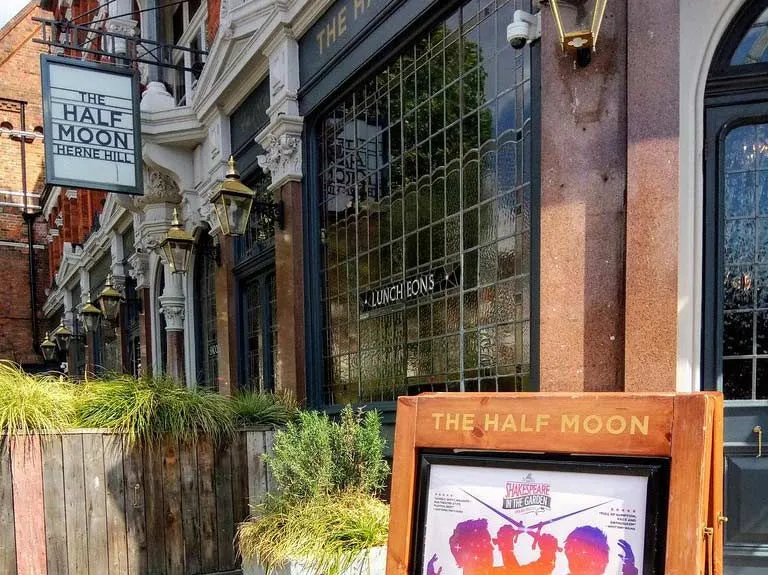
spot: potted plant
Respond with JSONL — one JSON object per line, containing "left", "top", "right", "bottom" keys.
{"left": 238, "top": 406, "right": 390, "bottom": 575}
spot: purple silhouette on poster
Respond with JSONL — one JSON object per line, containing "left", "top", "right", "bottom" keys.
{"left": 428, "top": 519, "right": 638, "bottom": 575}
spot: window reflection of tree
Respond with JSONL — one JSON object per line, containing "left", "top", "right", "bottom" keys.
{"left": 320, "top": 1, "right": 532, "bottom": 405}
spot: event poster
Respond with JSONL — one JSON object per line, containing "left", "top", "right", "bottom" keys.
{"left": 420, "top": 464, "right": 649, "bottom": 575}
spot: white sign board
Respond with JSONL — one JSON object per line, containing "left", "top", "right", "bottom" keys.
{"left": 421, "top": 463, "right": 649, "bottom": 575}
{"left": 41, "top": 55, "right": 142, "bottom": 195}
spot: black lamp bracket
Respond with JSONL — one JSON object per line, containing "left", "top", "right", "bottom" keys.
{"left": 253, "top": 200, "right": 285, "bottom": 230}
{"left": 195, "top": 241, "right": 221, "bottom": 267}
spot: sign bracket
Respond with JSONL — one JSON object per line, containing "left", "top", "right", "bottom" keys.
{"left": 33, "top": 17, "right": 208, "bottom": 75}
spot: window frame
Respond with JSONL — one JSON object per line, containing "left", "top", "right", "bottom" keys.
{"left": 301, "top": 0, "right": 541, "bottom": 409}
{"left": 703, "top": 0, "right": 768, "bottom": 395}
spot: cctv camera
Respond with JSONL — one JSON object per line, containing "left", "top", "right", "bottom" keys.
{"left": 507, "top": 10, "right": 541, "bottom": 49}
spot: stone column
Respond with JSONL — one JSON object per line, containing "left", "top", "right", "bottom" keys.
{"left": 104, "top": 0, "right": 136, "bottom": 64}
{"left": 107, "top": 231, "right": 126, "bottom": 372}
{"left": 134, "top": 167, "right": 184, "bottom": 380}
{"left": 62, "top": 289, "right": 76, "bottom": 376}
{"left": 538, "top": 1, "right": 627, "bottom": 392}
{"left": 257, "top": 31, "right": 306, "bottom": 401}
{"left": 128, "top": 251, "right": 151, "bottom": 377}
{"left": 214, "top": 234, "right": 238, "bottom": 395}
{"left": 159, "top": 267, "right": 186, "bottom": 382}
{"left": 623, "top": 0, "right": 679, "bottom": 392}
{"left": 79, "top": 269, "right": 95, "bottom": 376}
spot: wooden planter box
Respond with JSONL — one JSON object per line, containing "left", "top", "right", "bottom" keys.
{"left": 242, "top": 546, "right": 387, "bottom": 575}
{"left": 0, "top": 428, "right": 274, "bottom": 575}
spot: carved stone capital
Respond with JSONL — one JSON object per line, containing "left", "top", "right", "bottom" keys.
{"left": 256, "top": 116, "right": 303, "bottom": 189}
{"left": 137, "top": 170, "right": 182, "bottom": 208}
{"left": 159, "top": 294, "right": 185, "bottom": 332}
{"left": 198, "top": 197, "right": 221, "bottom": 237}
{"left": 127, "top": 252, "right": 150, "bottom": 290}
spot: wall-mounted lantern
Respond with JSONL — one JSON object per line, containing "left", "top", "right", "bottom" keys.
{"left": 40, "top": 332, "right": 57, "bottom": 362}
{"left": 52, "top": 320, "right": 73, "bottom": 353}
{"left": 211, "top": 156, "right": 256, "bottom": 237}
{"left": 549, "top": 0, "right": 609, "bottom": 67}
{"left": 79, "top": 295, "right": 104, "bottom": 333}
{"left": 97, "top": 274, "right": 123, "bottom": 321}
{"left": 160, "top": 208, "right": 195, "bottom": 274}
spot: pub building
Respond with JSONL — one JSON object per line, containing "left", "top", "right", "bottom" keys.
{"left": 36, "top": 0, "right": 768, "bottom": 571}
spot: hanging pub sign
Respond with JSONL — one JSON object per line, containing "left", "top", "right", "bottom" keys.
{"left": 40, "top": 55, "right": 143, "bottom": 195}
{"left": 387, "top": 393, "right": 725, "bottom": 575}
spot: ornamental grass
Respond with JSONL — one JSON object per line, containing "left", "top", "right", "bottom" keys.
{"left": 0, "top": 361, "right": 76, "bottom": 436}
{"left": 237, "top": 407, "right": 391, "bottom": 575}
{"left": 230, "top": 390, "right": 299, "bottom": 427}
{"left": 237, "top": 490, "right": 389, "bottom": 575}
{"left": 75, "top": 375, "right": 236, "bottom": 445}
{"left": 0, "top": 363, "right": 296, "bottom": 443}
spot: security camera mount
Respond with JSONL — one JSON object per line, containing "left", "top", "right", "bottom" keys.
{"left": 507, "top": 10, "right": 542, "bottom": 49}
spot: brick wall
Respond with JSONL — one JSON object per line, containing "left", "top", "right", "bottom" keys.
{"left": 0, "top": 2, "right": 51, "bottom": 365}
{"left": 207, "top": 0, "right": 220, "bottom": 45}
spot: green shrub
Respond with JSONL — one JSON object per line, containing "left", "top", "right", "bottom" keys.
{"left": 264, "top": 406, "right": 389, "bottom": 501}
{"left": 239, "top": 406, "right": 390, "bottom": 574}
{"left": 0, "top": 362, "right": 76, "bottom": 435}
{"left": 75, "top": 376, "right": 235, "bottom": 445}
{"left": 237, "top": 490, "right": 389, "bottom": 575}
{"left": 230, "top": 390, "right": 299, "bottom": 427}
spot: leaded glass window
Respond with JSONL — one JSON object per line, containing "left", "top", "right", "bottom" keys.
{"left": 195, "top": 232, "right": 218, "bottom": 388}
{"left": 242, "top": 271, "right": 277, "bottom": 392}
{"left": 236, "top": 171, "right": 275, "bottom": 262}
{"left": 721, "top": 125, "right": 768, "bottom": 399}
{"left": 318, "top": 0, "right": 533, "bottom": 405}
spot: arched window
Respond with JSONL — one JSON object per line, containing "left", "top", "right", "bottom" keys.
{"left": 194, "top": 231, "right": 218, "bottom": 388}
{"left": 704, "top": 2, "right": 768, "bottom": 569}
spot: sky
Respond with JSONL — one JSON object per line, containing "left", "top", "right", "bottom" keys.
{"left": 0, "top": 0, "right": 33, "bottom": 29}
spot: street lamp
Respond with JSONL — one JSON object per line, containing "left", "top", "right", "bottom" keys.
{"left": 97, "top": 274, "right": 123, "bottom": 321}
{"left": 211, "top": 156, "right": 256, "bottom": 237}
{"left": 159, "top": 208, "right": 195, "bottom": 274}
{"left": 549, "top": 0, "right": 609, "bottom": 67}
{"left": 40, "top": 332, "right": 57, "bottom": 362}
{"left": 79, "top": 295, "right": 103, "bottom": 333}
{"left": 52, "top": 320, "right": 73, "bottom": 353}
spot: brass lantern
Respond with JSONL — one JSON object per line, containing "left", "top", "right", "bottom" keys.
{"left": 40, "top": 332, "right": 57, "bottom": 362}
{"left": 79, "top": 296, "right": 104, "bottom": 333}
{"left": 97, "top": 274, "right": 123, "bottom": 321}
{"left": 210, "top": 156, "right": 255, "bottom": 237}
{"left": 52, "top": 320, "right": 73, "bottom": 353}
{"left": 160, "top": 208, "right": 195, "bottom": 274}
{"left": 549, "top": 0, "right": 609, "bottom": 66}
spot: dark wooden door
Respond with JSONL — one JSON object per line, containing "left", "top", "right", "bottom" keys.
{"left": 706, "top": 100, "right": 768, "bottom": 574}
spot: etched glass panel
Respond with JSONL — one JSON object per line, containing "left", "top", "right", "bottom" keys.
{"left": 721, "top": 125, "right": 768, "bottom": 399}
{"left": 318, "top": 0, "right": 533, "bottom": 404}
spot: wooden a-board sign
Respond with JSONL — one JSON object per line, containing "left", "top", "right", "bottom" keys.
{"left": 386, "top": 393, "right": 724, "bottom": 575}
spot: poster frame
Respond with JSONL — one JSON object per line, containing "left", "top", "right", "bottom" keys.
{"left": 40, "top": 54, "right": 144, "bottom": 196}
{"left": 385, "top": 392, "right": 724, "bottom": 575}
{"left": 411, "top": 451, "right": 670, "bottom": 575}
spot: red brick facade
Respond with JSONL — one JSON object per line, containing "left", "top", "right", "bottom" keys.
{"left": 0, "top": 2, "right": 51, "bottom": 366}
